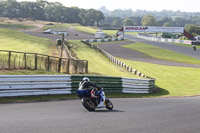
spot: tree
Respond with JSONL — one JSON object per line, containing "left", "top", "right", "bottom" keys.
{"left": 157, "top": 17, "right": 172, "bottom": 26}
{"left": 20, "top": 2, "right": 45, "bottom": 20}
{"left": 0, "top": 0, "right": 21, "bottom": 18}
{"left": 112, "top": 17, "right": 122, "bottom": 27}
{"left": 185, "top": 24, "right": 200, "bottom": 35}
{"left": 0, "top": 0, "right": 104, "bottom": 25}
{"left": 174, "top": 17, "right": 187, "bottom": 27}
{"left": 129, "top": 16, "right": 142, "bottom": 26}
{"left": 95, "top": 11, "right": 105, "bottom": 26}
{"left": 79, "top": 9, "right": 105, "bottom": 26}
{"left": 122, "top": 18, "right": 134, "bottom": 26}
{"left": 163, "top": 22, "right": 172, "bottom": 27}
{"left": 141, "top": 14, "right": 157, "bottom": 26}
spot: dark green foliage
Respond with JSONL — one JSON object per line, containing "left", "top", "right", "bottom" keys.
{"left": 0, "top": 0, "right": 104, "bottom": 26}
{"left": 185, "top": 24, "right": 200, "bottom": 35}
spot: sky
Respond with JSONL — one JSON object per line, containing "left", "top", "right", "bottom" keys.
{"left": 17, "top": 0, "right": 200, "bottom": 12}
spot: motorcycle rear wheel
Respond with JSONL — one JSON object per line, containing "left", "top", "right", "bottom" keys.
{"left": 82, "top": 97, "right": 96, "bottom": 111}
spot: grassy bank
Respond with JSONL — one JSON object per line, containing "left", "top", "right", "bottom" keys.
{"left": 43, "top": 23, "right": 71, "bottom": 30}
{"left": 0, "top": 28, "right": 51, "bottom": 54}
{"left": 88, "top": 41, "right": 200, "bottom": 97}
{"left": 0, "top": 23, "right": 36, "bottom": 30}
{"left": 118, "top": 58, "right": 200, "bottom": 96}
{"left": 0, "top": 70, "right": 62, "bottom": 75}
{"left": 122, "top": 42, "right": 200, "bottom": 65}
{"left": 74, "top": 25, "right": 117, "bottom": 36}
{"left": 173, "top": 43, "right": 200, "bottom": 49}
{"left": 69, "top": 40, "right": 140, "bottom": 78}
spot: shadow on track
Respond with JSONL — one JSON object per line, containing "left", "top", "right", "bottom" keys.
{"left": 94, "top": 109, "right": 124, "bottom": 113}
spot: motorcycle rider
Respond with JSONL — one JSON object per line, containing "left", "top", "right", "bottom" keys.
{"left": 78, "top": 77, "right": 101, "bottom": 104}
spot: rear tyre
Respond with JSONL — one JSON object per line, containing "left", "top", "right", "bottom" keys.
{"left": 82, "top": 97, "right": 96, "bottom": 111}
{"left": 105, "top": 98, "right": 113, "bottom": 110}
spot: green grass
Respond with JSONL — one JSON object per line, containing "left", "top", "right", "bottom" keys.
{"left": 0, "top": 28, "right": 51, "bottom": 54}
{"left": 118, "top": 58, "right": 200, "bottom": 97}
{"left": 0, "top": 24, "right": 36, "bottom": 30}
{"left": 126, "top": 32, "right": 138, "bottom": 36}
{"left": 43, "top": 23, "right": 72, "bottom": 30}
{"left": 74, "top": 25, "right": 97, "bottom": 34}
{"left": 70, "top": 40, "right": 200, "bottom": 96}
{"left": 74, "top": 25, "right": 117, "bottom": 36}
{"left": 103, "top": 30, "right": 118, "bottom": 36}
{"left": 0, "top": 70, "right": 63, "bottom": 75}
{"left": 69, "top": 40, "right": 141, "bottom": 78}
{"left": 173, "top": 43, "right": 200, "bottom": 49}
{"left": 122, "top": 42, "right": 200, "bottom": 65}
{"left": 88, "top": 40, "right": 200, "bottom": 97}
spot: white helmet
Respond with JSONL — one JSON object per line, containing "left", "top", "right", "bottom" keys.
{"left": 82, "top": 77, "right": 90, "bottom": 81}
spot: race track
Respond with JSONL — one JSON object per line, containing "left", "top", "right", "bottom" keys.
{"left": 125, "top": 34, "right": 200, "bottom": 60}
{"left": 1, "top": 97, "right": 200, "bottom": 133}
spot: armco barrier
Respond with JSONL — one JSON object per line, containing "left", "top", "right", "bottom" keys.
{"left": 137, "top": 34, "right": 192, "bottom": 45}
{"left": 81, "top": 41, "right": 153, "bottom": 79}
{"left": 0, "top": 75, "right": 72, "bottom": 97}
{"left": 82, "top": 38, "right": 125, "bottom": 43}
{"left": 0, "top": 75, "right": 155, "bottom": 97}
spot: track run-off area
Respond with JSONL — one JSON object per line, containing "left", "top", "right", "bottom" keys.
{"left": 1, "top": 97, "right": 200, "bottom": 133}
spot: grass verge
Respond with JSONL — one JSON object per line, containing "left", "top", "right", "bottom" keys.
{"left": 74, "top": 25, "right": 117, "bottom": 36}
{"left": 43, "top": 23, "right": 72, "bottom": 30}
{"left": 173, "top": 43, "right": 200, "bottom": 49}
{"left": 69, "top": 40, "right": 141, "bottom": 78}
{"left": 0, "top": 28, "right": 51, "bottom": 54}
{"left": 0, "top": 23, "right": 36, "bottom": 30}
{"left": 0, "top": 70, "right": 63, "bottom": 75}
{"left": 119, "top": 58, "right": 200, "bottom": 97}
{"left": 122, "top": 42, "right": 200, "bottom": 65}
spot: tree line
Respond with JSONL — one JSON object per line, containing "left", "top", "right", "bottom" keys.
{"left": 0, "top": 0, "right": 105, "bottom": 26}
{"left": 1, "top": 0, "right": 200, "bottom": 35}
{"left": 99, "top": 7, "right": 200, "bottom": 35}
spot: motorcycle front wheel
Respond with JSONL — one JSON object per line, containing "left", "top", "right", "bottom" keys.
{"left": 105, "top": 98, "right": 113, "bottom": 110}
{"left": 82, "top": 97, "right": 96, "bottom": 111}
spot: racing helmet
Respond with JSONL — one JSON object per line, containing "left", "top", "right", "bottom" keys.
{"left": 82, "top": 77, "right": 90, "bottom": 81}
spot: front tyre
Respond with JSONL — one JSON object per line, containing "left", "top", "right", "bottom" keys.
{"left": 82, "top": 97, "right": 96, "bottom": 111}
{"left": 105, "top": 98, "right": 113, "bottom": 110}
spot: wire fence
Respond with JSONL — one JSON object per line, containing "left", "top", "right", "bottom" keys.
{"left": 0, "top": 50, "right": 88, "bottom": 74}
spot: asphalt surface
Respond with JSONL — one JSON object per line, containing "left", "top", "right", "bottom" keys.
{"left": 24, "top": 26, "right": 94, "bottom": 42}
{"left": 98, "top": 41, "right": 200, "bottom": 67}
{"left": 1, "top": 97, "right": 200, "bottom": 133}
{"left": 125, "top": 34, "right": 200, "bottom": 60}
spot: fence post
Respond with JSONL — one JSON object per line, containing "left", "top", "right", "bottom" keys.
{"left": 81, "top": 60, "right": 84, "bottom": 73}
{"left": 86, "top": 61, "right": 88, "bottom": 73}
{"left": 58, "top": 58, "right": 62, "bottom": 72}
{"left": 75, "top": 60, "right": 78, "bottom": 74}
{"left": 47, "top": 56, "right": 50, "bottom": 71}
{"left": 24, "top": 53, "right": 27, "bottom": 69}
{"left": 67, "top": 59, "right": 70, "bottom": 74}
{"left": 35, "top": 53, "right": 37, "bottom": 70}
{"left": 8, "top": 51, "right": 11, "bottom": 69}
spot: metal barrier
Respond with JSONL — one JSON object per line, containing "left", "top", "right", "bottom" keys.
{"left": 137, "top": 34, "right": 192, "bottom": 45}
{"left": 81, "top": 41, "right": 154, "bottom": 79}
{"left": 0, "top": 75, "right": 155, "bottom": 97}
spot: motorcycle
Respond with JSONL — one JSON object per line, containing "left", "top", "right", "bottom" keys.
{"left": 76, "top": 88, "right": 113, "bottom": 111}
